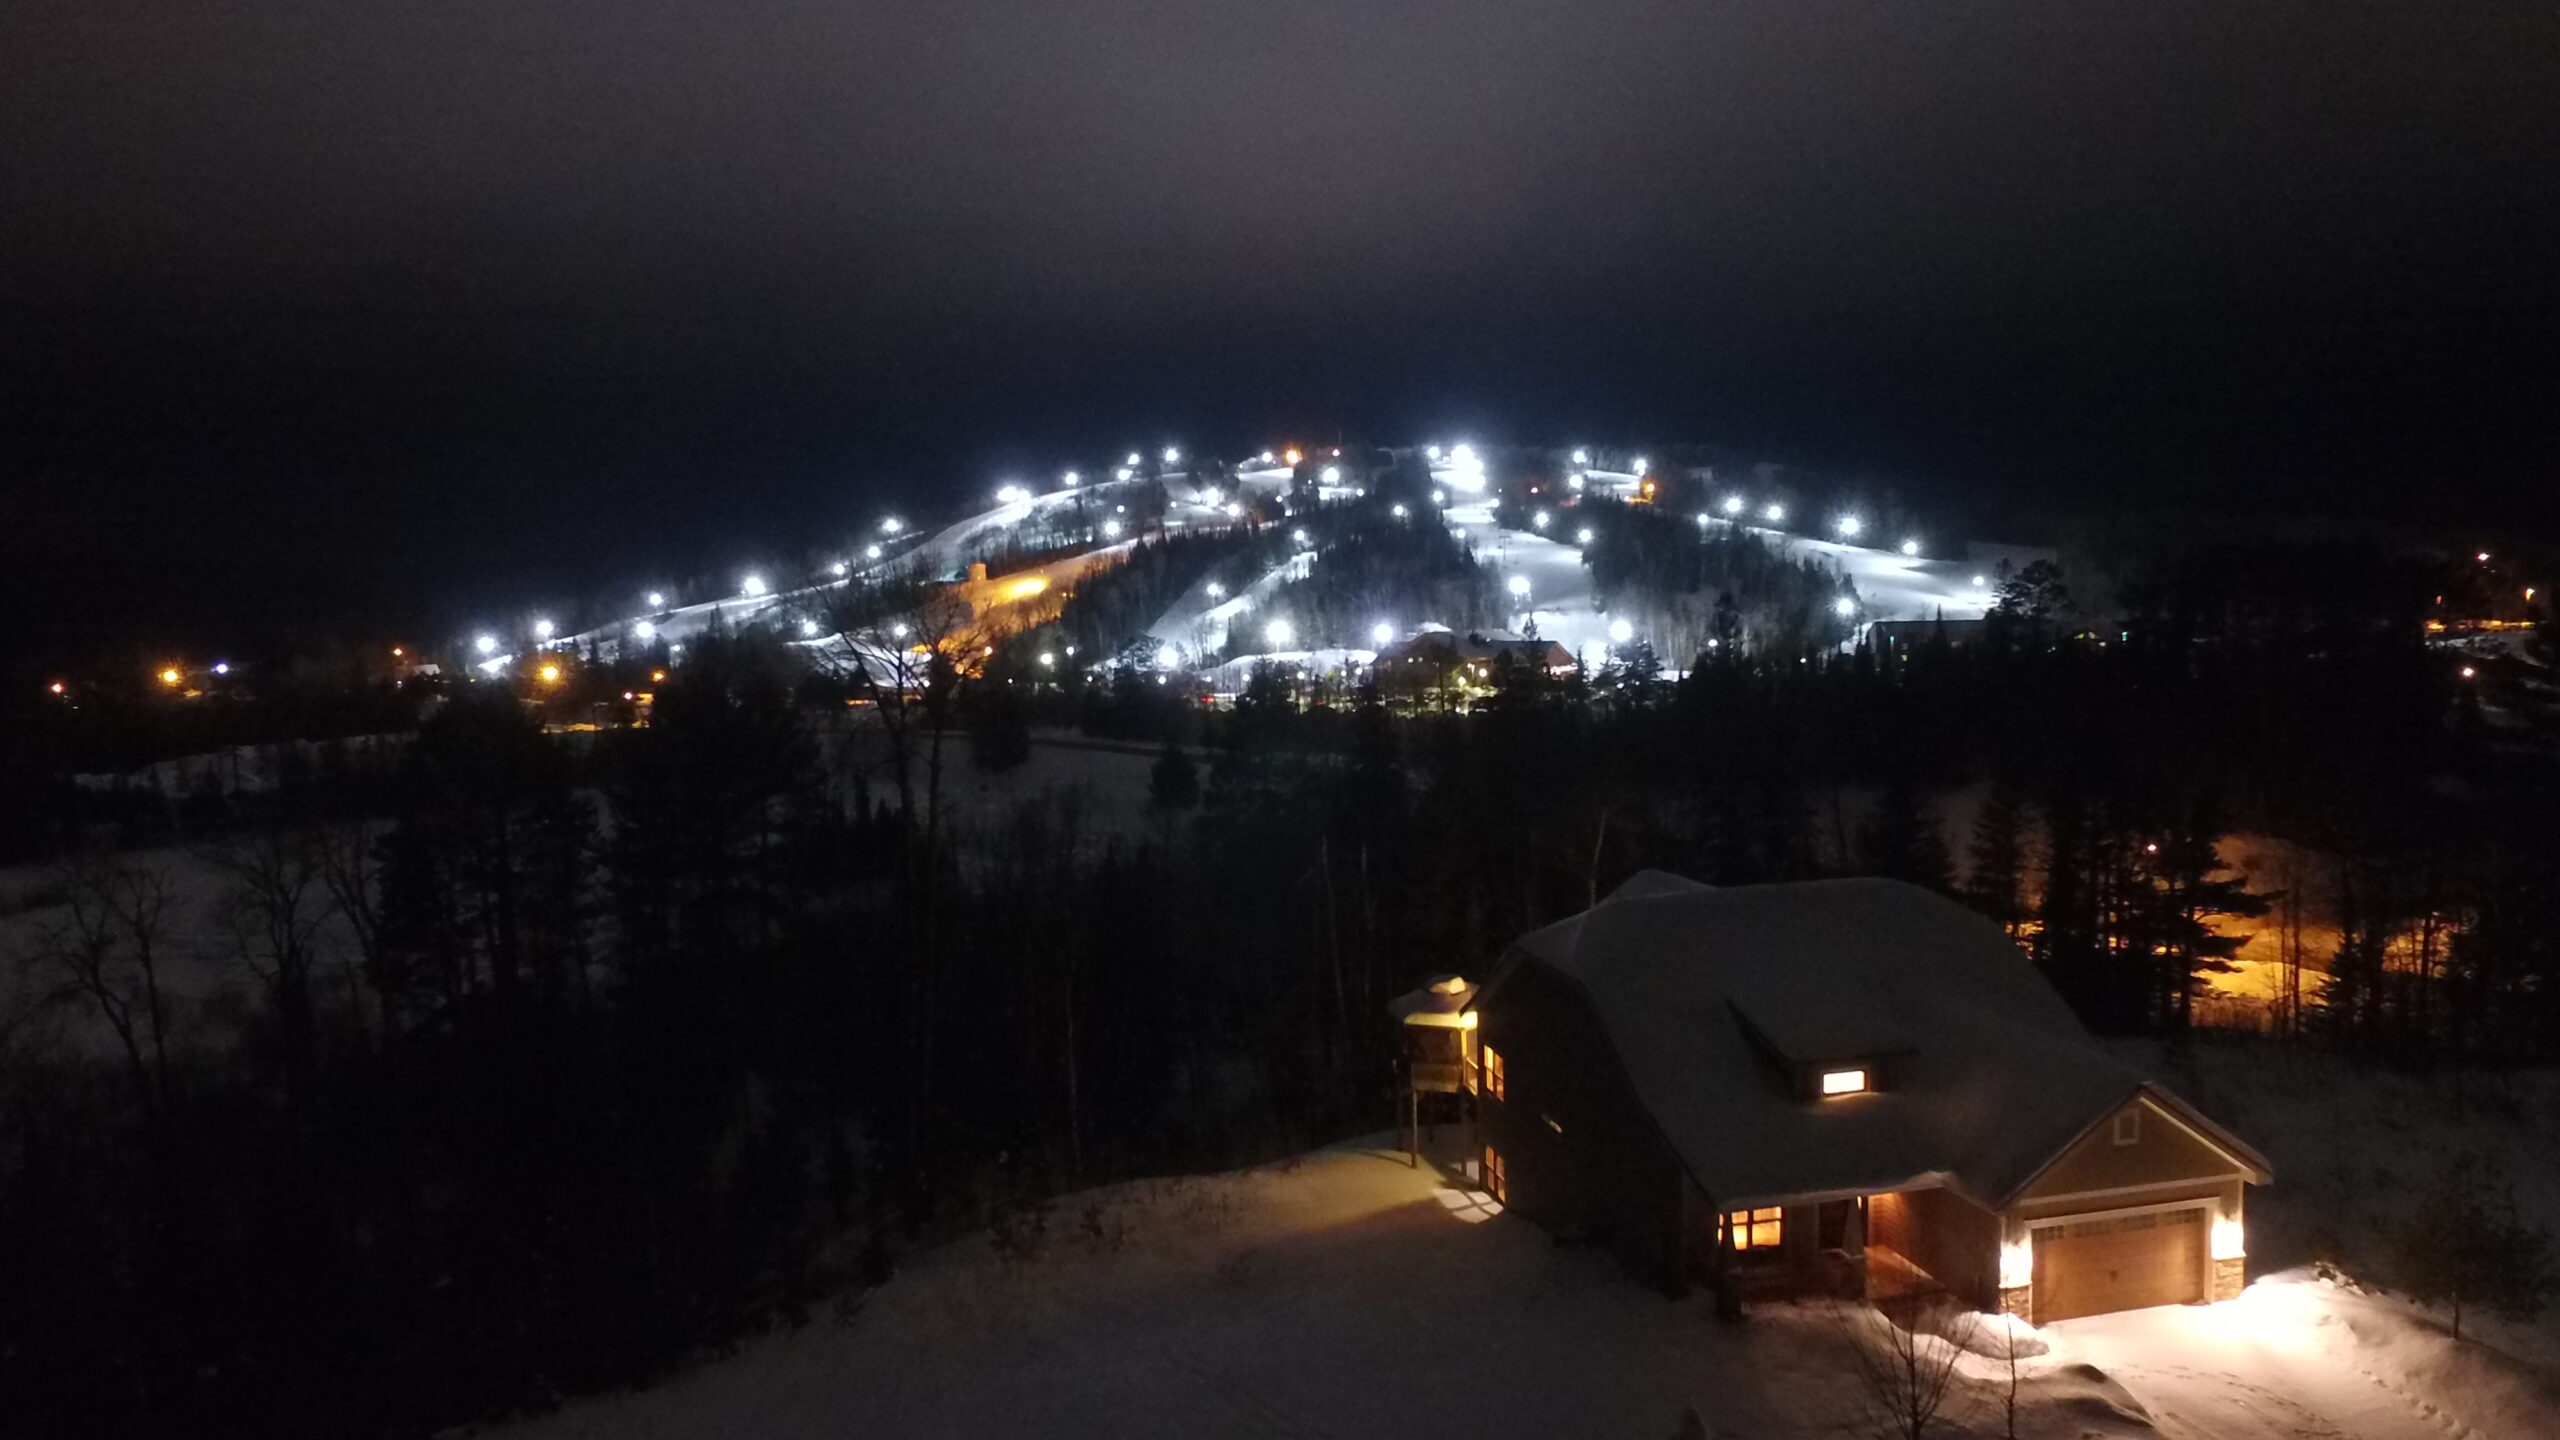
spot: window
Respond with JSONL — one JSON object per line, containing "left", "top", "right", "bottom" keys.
{"left": 1481, "top": 1145, "right": 1507, "bottom": 1203}
{"left": 2112, "top": 1109, "right": 2142, "bottom": 1146}
{"left": 1724, "top": 1207, "right": 1783, "bottom": 1251}
{"left": 1483, "top": 1045, "right": 1507, "bottom": 1101}
{"left": 1820, "top": 1068, "right": 1869, "bottom": 1096}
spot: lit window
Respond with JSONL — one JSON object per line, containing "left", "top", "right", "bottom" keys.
{"left": 2113, "top": 1110, "right": 2142, "bottom": 1146}
{"left": 1482, "top": 1145, "right": 1507, "bottom": 1203}
{"left": 1725, "top": 1207, "right": 1783, "bottom": 1251}
{"left": 1820, "top": 1068, "right": 1868, "bottom": 1096}
{"left": 1483, "top": 1045, "right": 1507, "bottom": 1101}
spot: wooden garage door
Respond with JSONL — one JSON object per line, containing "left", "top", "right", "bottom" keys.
{"left": 2032, "top": 1207, "right": 2205, "bottom": 1323}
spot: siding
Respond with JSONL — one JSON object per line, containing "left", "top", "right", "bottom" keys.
{"left": 1870, "top": 1187, "right": 2002, "bottom": 1309}
{"left": 2019, "top": 1098, "right": 2248, "bottom": 1204}
{"left": 1479, "top": 958, "right": 1688, "bottom": 1291}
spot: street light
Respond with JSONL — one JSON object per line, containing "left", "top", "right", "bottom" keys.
{"left": 1632, "top": 456, "right": 1648, "bottom": 473}
{"left": 1205, "top": 581, "right": 1226, "bottom": 599}
{"left": 1155, "top": 644, "right": 1179, "bottom": 668}
{"left": 1265, "top": 618, "right": 1294, "bottom": 646}
{"left": 1724, "top": 495, "right": 1746, "bottom": 515}
{"left": 831, "top": 560, "right": 849, "bottom": 576}
{"left": 648, "top": 591, "right": 666, "bottom": 608}
{"left": 1372, "top": 622, "right": 1395, "bottom": 645}
{"left": 1900, "top": 539, "right": 1920, "bottom": 557}
{"left": 1102, "top": 520, "right": 1122, "bottom": 538}
{"left": 475, "top": 635, "right": 498, "bottom": 656}
{"left": 866, "top": 544, "right": 883, "bottom": 560}
{"left": 1507, "top": 575, "right": 1532, "bottom": 598}
{"left": 1833, "top": 597, "right": 1856, "bottom": 617}
{"left": 1321, "top": 465, "right": 1341, "bottom": 484}
{"left": 742, "top": 574, "right": 768, "bottom": 597}
{"left": 1063, "top": 470, "right": 1080, "bottom": 486}
{"left": 800, "top": 618, "right": 821, "bottom": 636}
{"left": 1836, "top": 515, "right": 1863, "bottom": 539}
{"left": 1764, "top": 503, "right": 1786, "bottom": 523}
{"left": 538, "top": 663, "right": 561, "bottom": 684}
{"left": 1571, "top": 448, "right": 1588, "bottom": 464}
{"left": 1533, "top": 510, "right": 1551, "bottom": 529}
{"left": 635, "top": 621, "right": 656, "bottom": 641}
{"left": 1608, "top": 618, "right": 1634, "bottom": 644}
{"left": 1163, "top": 447, "right": 1181, "bottom": 465}
{"left": 881, "top": 517, "right": 903, "bottom": 534}
{"left": 1127, "top": 452, "right": 1143, "bottom": 467}
{"left": 534, "top": 618, "right": 555, "bottom": 640}
{"left": 1577, "top": 527, "right": 1594, "bottom": 544}
{"left": 1392, "top": 503, "right": 1409, "bottom": 518}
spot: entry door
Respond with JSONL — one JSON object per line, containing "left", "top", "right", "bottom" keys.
{"left": 2031, "top": 1207, "right": 2205, "bottom": 1323}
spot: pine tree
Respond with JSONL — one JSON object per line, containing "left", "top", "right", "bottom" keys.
{"left": 1856, "top": 776, "right": 1952, "bottom": 892}
{"left": 1148, "top": 739, "right": 1199, "bottom": 810}
{"left": 1962, "top": 782, "right": 2030, "bottom": 934}
{"left": 2127, "top": 807, "right": 2272, "bottom": 1032}
{"left": 2390, "top": 1152, "right": 2559, "bottom": 1341}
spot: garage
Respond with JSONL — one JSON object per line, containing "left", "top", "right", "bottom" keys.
{"left": 2031, "top": 1206, "right": 2205, "bottom": 1323}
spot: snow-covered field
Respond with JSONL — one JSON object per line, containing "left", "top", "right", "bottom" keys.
{"left": 491, "top": 1108, "right": 2560, "bottom": 1440}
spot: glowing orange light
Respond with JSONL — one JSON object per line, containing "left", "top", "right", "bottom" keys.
{"left": 1006, "top": 575, "right": 1050, "bottom": 600}
{"left": 1283, "top": 447, "right": 1303, "bottom": 466}
{"left": 158, "top": 667, "right": 182, "bottom": 687}
{"left": 538, "top": 663, "right": 562, "bottom": 683}
{"left": 651, "top": 669, "right": 667, "bottom": 682}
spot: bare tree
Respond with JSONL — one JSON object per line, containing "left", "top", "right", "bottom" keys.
{"left": 209, "top": 825, "right": 329, "bottom": 1146}
{"left": 33, "top": 857, "right": 180, "bottom": 1166}
{"left": 1830, "top": 1296, "right": 1977, "bottom": 1440}
{"left": 314, "top": 820, "right": 390, "bottom": 1055}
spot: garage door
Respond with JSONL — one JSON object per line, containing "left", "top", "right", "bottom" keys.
{"left": 2031, "top": 1207, "right": 2205, "bottom": 1323}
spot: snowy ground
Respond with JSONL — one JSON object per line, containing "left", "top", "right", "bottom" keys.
{"left": 489, "top": 1126, "right": 2560, "bottom": 1440}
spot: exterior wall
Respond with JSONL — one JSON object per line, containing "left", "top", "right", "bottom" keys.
{"left": 1478, "top": 959, "right": 1688, "bottom": 1293}
{"left": 2018, "top": 1097, "right": 2245, "bottom": 1202}
{"left": 1869, "top": 1187, "right": 2002, "bottom": 1310}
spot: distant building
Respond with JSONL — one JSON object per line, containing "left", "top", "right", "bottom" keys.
{"left": 1375, "top": 627, "right": 1575, "bottom": 681}
{"left": 1864, "top": 617, "right": 1987, "bottom": 654}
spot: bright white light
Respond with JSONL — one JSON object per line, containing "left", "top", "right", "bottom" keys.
{"left": 799, "top": 618, "right": 821, "bottom": 636}
{"left": 533, "top": 618, "right": 555, "bottom": 640}
{"left": 1695, "top": 513, "right": 1711, "bottom": 527}
{"left": 1723, "top": 495, "right": 1745, "bottom": 515}
{"left": 742, "top": 574, "right": 768, "bottom": 597}
{"left": 1127, "top": 452, "right": 1143, "bottom": 467}
{"left": 1292, "top": 528, "right": 1310, "bottom": 546}
{"left": 1971, "top": 574, "right": 1987, "bottom": 588}
{"left": 880, "top": 517, "right": 903, "bottom": 534}
{"left": 1224, "top": 502, "right": 1243, "bottom": 517}
{"left": 635, "top": 621, "right": 656, "bottom": 641}
{"left": 1571, "top": 448, "right": 1588, "bottom": 464}
{"left": 1507, "top": 575, "right": 1532, "bottom": 598}
{"left": 1155, "top": 643, "right": 1179, "bottom": 668}
{"left": 1265, "top": 619, "right": 1294, "bottom": 646}
{"left": 1162, "top": 447, "right": 1180, "bottom": 465}
{"left": 1115, "top": 466, "right": 1133, "bottom": 481}
{"left": 1764, "top": 503, "right": 1786, "bottom": 523}
{"left": 1392, "top": 503, "right": 1408, "bottom": 518}
{"left": 213, "top": 662, "right": 232, "bottom": 676}
{"left": 648, "top": 591, "right": 666, "bottom": 608}
{"left": 995, "top": 484, "right": 1030, "bottom": 505}
{"left": 1039, "top": 652, "right": 1055, "bottom": 667}
{"left": 1102, "top": 520, "right": 1122, "bottom": 538}
{"left": 1372, "top": 622, "right": 1394, "bottom": 645}
{"left": 474, "top": 634, "right": 498, "bottom": 656}
{"left": 1608, "top": 618, "right": 1634, "bottom": 645}
{"left": 866, "top": 544, "right": 883, "bottom": 560}
{"left": 1200, "top": 486, "right": 1222, "bottom": 506}
{"left": 1321, "top": 464, "right": 1341, "bottom": 484}
{"left": 2211, "top": 1214, "right": 2245, "bottom": 1262}
{"left": 1533, "top": 510, "right": 1551, "bottom": 529}
{"left": 1577, "top": 527, "right": 1594, "bottom": 544}
{"left": 1063, "top": 470, "right": 1080, "bottom": 486}
{"left": 831, "top": 560, "right": 849, "bottom": 577}
{"left": 1632, "top": 456, "right": 1648, "bottom": 473}
{"left": 1432, "top": 491, "right": 1447, "bottom": 506}
{"left": 1836, "top": 515, "right": 1863, "bottom": 538}
{"left": 1900, "top": 539, "right": 1920, "bottom": 557}
{"left": 1206, "top": 581, "right": 1225, "bottom": 598}
{"left": 1568, "top": 474, "right": 1585, "bottom": 492}
{"left": 1426, "top": 444, "right": 1442, "bottom": 460}
{"left": 1260, "top": 450, "right": 1275, "bottom": 463}
{"left": 1999, "top": 1237, "right": 2033, "bottom": 1290}
{"left": 891, "top": 623, "right": 910, "bottom": 639}
{"left": 2477, "top": 551, "right": 2492, "bottom": 563}
{"left": 1833, "top": 596, "right": 1856, "bottom": 617}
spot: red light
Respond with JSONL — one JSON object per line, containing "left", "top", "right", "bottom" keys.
{"left": 48, "top": 681, "right": 66, "bottom": 696}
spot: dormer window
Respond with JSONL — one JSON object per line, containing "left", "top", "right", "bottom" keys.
{"left": 1820, "top": 1068, "right": 1869, "bottom": 1096}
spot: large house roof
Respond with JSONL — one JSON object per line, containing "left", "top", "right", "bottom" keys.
{"left": 1494, "top": 872, "right": 2267, "bottom": 1210}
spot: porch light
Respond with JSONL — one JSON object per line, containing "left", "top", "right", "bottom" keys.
{"left": 1999, "top": 1235, "right": 2033, "bottom": 1290}
{"left": 1820, "top": 1068, "right": 1868, "bottom": 1096}
{"left": 2211, "top": 1213, "right": 2245, "bottom": 1261}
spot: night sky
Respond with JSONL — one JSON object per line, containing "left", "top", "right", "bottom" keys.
{"left": 6, "top": 1, "right": 2557, "bottom": 660}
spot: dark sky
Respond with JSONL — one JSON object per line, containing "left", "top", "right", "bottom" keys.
{"left": 6, "top": 1, "right": 2558, "bottom": 659}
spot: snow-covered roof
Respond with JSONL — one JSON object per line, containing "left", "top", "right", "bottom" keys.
{"left": 1493, "top": 872, "right": 2262, "bottom": 1209}
{"left": 1389, "top": 973, "right": 1479, "bottom": 1027}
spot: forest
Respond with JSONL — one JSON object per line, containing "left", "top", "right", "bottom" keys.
{"left": 2, "top": 534, "right": 2556, "bottom": 1439}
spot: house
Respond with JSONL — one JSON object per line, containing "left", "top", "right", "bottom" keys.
{"left": 1375, "top": 628, "right": 1576, "bottom": 686}
{"left": 1464, "top": 871, "right": 2270, "bottom": 1324}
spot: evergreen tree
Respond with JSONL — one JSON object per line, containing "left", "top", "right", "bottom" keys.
{"left": 1856, "top": 776, "right": 1952, "bottom": 892}
{"left": 1962, "top": 781, "right": 2030, "bottom": 934}
{"left": 2389, "top": 1152, "right": 2559, "bottom": 1340}
{"left": 1148, "top": 739, "right": 1200, "bottom": 810}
